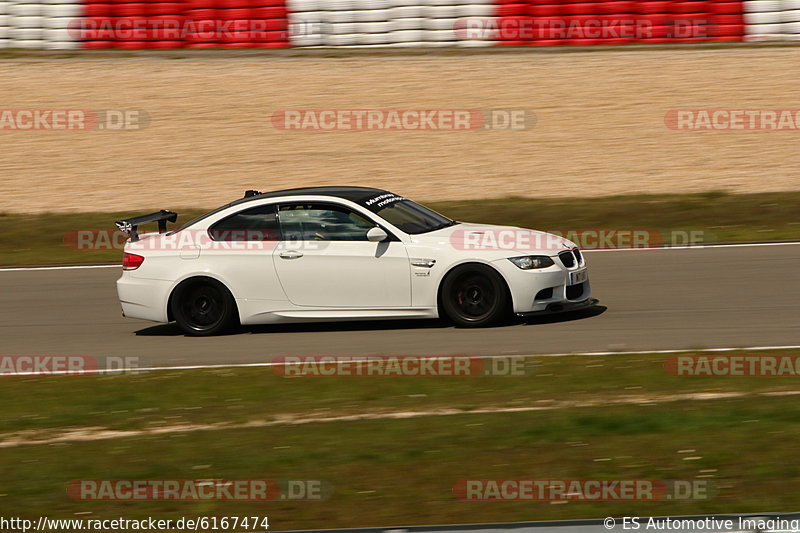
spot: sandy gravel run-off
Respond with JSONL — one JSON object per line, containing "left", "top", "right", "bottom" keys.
{"left": 1, "top": 47, "right": 800, "bottom": 213}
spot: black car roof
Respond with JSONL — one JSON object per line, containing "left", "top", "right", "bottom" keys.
{"left": 177, "top": 187, "right": 398, "bottom": 230}
{"left": 231, "top": 186, "right": 394, "bottom": 207}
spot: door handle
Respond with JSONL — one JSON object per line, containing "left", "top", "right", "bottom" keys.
{"left": 279, "top": 250, "right": 304, "bottom": 260}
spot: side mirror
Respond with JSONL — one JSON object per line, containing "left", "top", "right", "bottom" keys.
{"left": 366, "top": 227, "right": 388, "bottom": 242}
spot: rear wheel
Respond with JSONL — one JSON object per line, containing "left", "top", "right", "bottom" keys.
{"left": 171, "top": 278, "right": 237, "bottom": 336}
{"left": 441, "top": 265, "right": 510, "bottom": 327}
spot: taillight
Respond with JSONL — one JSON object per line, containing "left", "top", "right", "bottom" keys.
{"left": 122, "top": 252, "right": 145, "bottom": 271}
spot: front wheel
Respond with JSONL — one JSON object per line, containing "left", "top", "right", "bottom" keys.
{"left": 171, "top": 279, "right": 237, "bottom": 336}
{"left": 440, "top": 265, "right": 510, "bottom": 327}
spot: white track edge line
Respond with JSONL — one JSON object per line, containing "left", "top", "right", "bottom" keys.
{"left": 0, "top": 264, "right": 120, "bottom": 272}
{"left": 583, "top": 241, "right": 800, "bottom": 252}
{"left": 3, "top": 345, "right": 800, "bottom": 376}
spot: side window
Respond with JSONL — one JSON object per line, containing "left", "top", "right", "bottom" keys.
{"left": 208, "top": 204, "right": 280, "bottom": 241}
{"left": 278, "top": 203, "right": 376, "bottom": 241}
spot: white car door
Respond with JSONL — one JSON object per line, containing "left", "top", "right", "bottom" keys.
{"left": 272, "top": 202, "right": 411, "bottom": 308}
{"left": 201, "top": 203, "right": 285, "bottom": 302}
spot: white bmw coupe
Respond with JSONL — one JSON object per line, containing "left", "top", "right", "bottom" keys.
{"left": 116, "top": 187, "right": 596, "bottom": 335}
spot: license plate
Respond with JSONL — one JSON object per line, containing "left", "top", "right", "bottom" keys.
{"left": 570, "top": 269, "right": 588, "bottom": 285}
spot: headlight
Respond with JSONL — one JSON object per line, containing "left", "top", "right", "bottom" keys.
{"left": 508, "top": 255, "right": 555, "bottom": 270}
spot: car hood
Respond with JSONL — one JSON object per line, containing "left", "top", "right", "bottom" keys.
{"left": 409, "top": 222, "right": 578, "bottom": 256}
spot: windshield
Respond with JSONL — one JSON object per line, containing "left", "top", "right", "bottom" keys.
{"left": 373, "top": 199, "right": 456, "bottom": 234}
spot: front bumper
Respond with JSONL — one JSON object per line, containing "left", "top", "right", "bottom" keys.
{"left": 516, "top": 297, "right": 599, "bottom": 317}
{"left": 491, "top": 256, "right": 593, "bottom": 314}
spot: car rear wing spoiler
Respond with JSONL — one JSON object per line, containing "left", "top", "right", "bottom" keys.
{"left": 115, "top": 210, "right": 178, "bottom": 242}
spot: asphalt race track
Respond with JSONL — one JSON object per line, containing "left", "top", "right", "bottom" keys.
{"left": 1, "top": 244, "right": 798, "bottom": 368}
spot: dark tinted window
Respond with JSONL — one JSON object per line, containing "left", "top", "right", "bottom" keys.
{"left": 373, "top": 199, "right": 454, "bottom": 235}
{"left": 208, "top": 204, "right": 280, "bottom": 241}
{"left": 278, "top": 203, "right": 375, "bottom": 241}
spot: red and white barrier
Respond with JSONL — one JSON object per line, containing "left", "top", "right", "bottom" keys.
{"left": 486, "top": 0, "right": 746, "bottom": 45}
{"left": 744, "top": 0, "right": 800, "bottom": 40}
{"left": 0, "top": 0, "right": 774, "bottom": 48}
